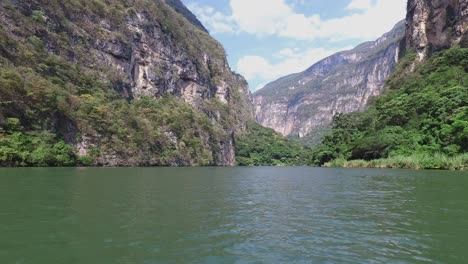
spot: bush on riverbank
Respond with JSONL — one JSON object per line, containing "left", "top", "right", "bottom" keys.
{"left": 325, "top": 153, "right": 468, "bottom": 170}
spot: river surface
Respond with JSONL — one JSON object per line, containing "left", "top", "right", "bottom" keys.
{"left": 0, "top": 167, "right": 467, "bottom": 263}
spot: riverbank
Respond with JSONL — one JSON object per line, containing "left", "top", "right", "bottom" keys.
{"left": 324, "top": 154, "right": 468, "bottom": 171}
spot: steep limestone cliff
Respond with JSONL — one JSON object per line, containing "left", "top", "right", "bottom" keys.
{"left": 406, "top": 0, "right": 468, "bottom": 61}
{"left": 254, "top": 21, "right": 405, "bottom": 138}
{"left": 0, "top": 0, "right": 253, "bottom": 166}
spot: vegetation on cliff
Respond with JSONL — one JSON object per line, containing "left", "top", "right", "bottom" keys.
{"left": 0, "top": 62, "right": 227, "bottom": 166}
{"left": 235, "top": 122, "right": 310, "bottom": 166}
{"left": 312, "top": 48, "right": 468, "bottom": 170}
{"left": 324, "top": 154, "right": 468, "bottom": 170}
{"left": 0, "top": 0, "right": 253, "bottom": 166}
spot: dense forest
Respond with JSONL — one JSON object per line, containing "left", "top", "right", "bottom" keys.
{"left": 310, "top": 48, "right": 468, "bottom": 170}
{"left": 235, "top": 122, "right": 310, "bottom": 166}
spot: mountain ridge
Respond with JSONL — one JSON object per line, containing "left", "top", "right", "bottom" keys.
{"left": 254, "top": 20, "right": 405, "bottom": 138}
{"left": 165, "top": 0, "right": 209, "bottom": 33}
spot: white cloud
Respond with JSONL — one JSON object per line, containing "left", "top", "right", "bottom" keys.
{"left": 188, "top": 0, "right": 406, "bottom": 41}
{"left": 187, "top": 3, "right": 237, "bottom": 34}
{"left": 278, "top": 48, "right": 297, "bottom": 58}
{"left": 347, "top": 0, "right": 373, "bottom": 10}
{"left": 186, "top": 0, "right": 406, "bottom": 91}
{"left": 230, "top": 0, "right": 295, "bottom": 36}
{"left": 237, "top": 47, "right": 346, "bottom": 91}
{"left": 320, "top": 0, "right": 406, "bottom": 41}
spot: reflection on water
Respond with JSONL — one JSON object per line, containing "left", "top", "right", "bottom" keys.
{"left": 0, "top": 167, "right": 467, "bottom": 263}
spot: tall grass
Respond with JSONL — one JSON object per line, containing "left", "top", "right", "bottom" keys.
{"left": 324, "top": 153, "right": 468, "bottom": 170}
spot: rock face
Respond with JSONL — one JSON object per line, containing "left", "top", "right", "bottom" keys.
{"left": 406, "top": 0, "right": 468, "bottom": 60}
{"left": 90, "top": 4, "right": 253, "bottom": 165}
{"left": 95, "top": 4, "right": 253, "bottom": 165}
{"left": 0, "top": 0, "right": 254, "bottom": 166}
{"left": 95, "top": 10, "right": 250, "bottom": 110}
{"left": 254, "top": 21, "right": 405, "bottom": 138}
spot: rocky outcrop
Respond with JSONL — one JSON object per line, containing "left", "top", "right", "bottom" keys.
{"left": 406, "top": 0, "right": 468, "bottom": 60}
{"left": 254, "top": 21, "right": 405, "bottom": 137}
{"left": 89, "top": 5, "right": 253, "bottom": 165}
{"left": 92, "top": 5, "right": 254, "bottom": 165}
{"left": 95, "top": 11, "right": 248, "bottom": 110}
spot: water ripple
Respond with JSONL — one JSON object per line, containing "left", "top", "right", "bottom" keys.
{"left": 0, "top": 167, "right": 467, "bottom": 263}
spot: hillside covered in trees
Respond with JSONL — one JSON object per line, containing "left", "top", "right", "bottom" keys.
{"left": 311, "top": 48, "right": 468, "bottom": 170}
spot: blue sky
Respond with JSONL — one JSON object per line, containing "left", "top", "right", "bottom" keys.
{"left": 183, "top": 0, "right": 407, "bottom": 92}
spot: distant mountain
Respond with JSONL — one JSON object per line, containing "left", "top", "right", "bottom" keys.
{"left": 254, "top": 21, "right": 405, "bottom": 138}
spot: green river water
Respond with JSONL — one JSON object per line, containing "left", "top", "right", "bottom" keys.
{"left": 0, "top": 167, "right": 467, "bottom": 263}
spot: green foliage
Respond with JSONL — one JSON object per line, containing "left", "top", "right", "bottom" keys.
{"left": 5, "top": 118, "right": 22, "bottom": 132}
{"left": 31, "top": 10, "right": 46, "bottom": 23}
{"left": 313, "top": 48, "right": 468, "bottom": 169}
{"left": 235, "top": 122, "right": 311, "bottom": 166}
{"left": 0, "top": 131, "right": 76, "bottom": 167}
{"left": 0, "top": 55, "right": 232, "bottom": 166}
{"left": 0, "top": 57, "right": 232, "bottom": 166}
{"left": 324, "top": 154, "right": 468, "bottom": 171}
